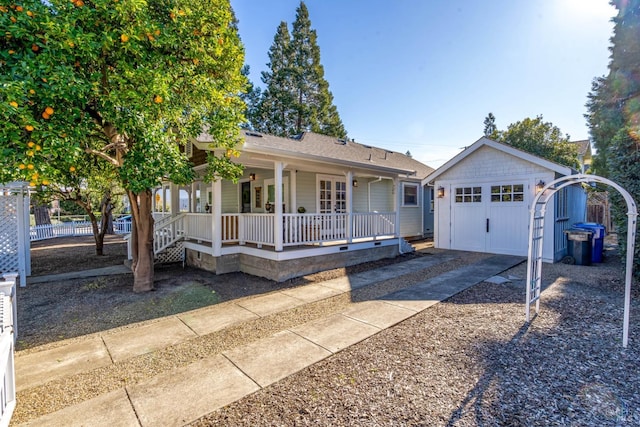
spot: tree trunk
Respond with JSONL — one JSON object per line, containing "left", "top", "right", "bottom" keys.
{"left": 128, "top": 189, "right": 155, "bottom": 292}
{"left": 72, "top": 198, "right": 105, "bottom": 256}
{"left": 32, "top": 198, "right": 51, "bottom": 225}
{"left": 100, "top": 190, "right": 114, "bottom": 235}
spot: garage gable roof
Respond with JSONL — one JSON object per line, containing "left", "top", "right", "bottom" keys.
{"left": 422, "top": 137, "right": 574, "bottom": 185}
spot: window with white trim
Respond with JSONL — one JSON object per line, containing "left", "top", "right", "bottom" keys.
{"left": 402, "top": 182, "right": 419, "bottom": 207}
{"left": 455, "top": 186, "right": 482, "bottom": 203}
{"left": 491, "top": 184, "right": 524, "bottom": 202}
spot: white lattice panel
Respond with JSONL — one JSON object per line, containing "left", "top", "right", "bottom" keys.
{"left": 155, "top": 241, "right": 184, "bottom": 264}
{"left": 0, "top": 196, "right": 19, "bottom": 275}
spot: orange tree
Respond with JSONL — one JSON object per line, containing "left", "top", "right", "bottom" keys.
{"left": 1, "top": 0, "right": 247, "bottom": 292}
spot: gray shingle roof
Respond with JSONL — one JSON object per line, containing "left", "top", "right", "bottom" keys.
{"left": 198, "top": 130, "right": 435, "bottom": 179}
{"left": 569, "top": 139, "right": 591, "bottom": 157}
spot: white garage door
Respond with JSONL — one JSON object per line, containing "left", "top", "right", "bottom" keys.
{"left": 451, "top": 182, "right": 529, "bottom": 255}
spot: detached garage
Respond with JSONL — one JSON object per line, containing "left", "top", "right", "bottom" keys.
{"left": 424, "top": 137, "right": 587, "bottom": 262}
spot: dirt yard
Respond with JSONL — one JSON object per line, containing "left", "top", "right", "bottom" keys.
{"left": 19, "top": 235, "right": 429, "bottom": 351}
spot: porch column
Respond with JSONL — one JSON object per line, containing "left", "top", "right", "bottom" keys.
{"left": 346, "top": 170, "right": 353, "bottom": 243}
{"left": 290, "top": 170, "right": 297, "bottom": 213}
{"left": 170, "top": 183, "right": 180, "bottom": 215}
{"left": 190, "top": 182, "right": 197, "bottom": 213}
{"left": 211, "top": 179, "right": 222, "bottom": 257}
{"left": 162, "top": 185, "right": 168, "bottom": 213}
{"left": 274, "top": 161, "right": 283, "bottom": 251}
{"left": 394, "top": 178, "right": 401, "bottom": 238}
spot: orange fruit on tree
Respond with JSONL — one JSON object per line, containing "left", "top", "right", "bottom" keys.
{"left": 35, "top": 145, "right": 41, "bottom": 151}
{"left": 32, "top": 44, "right": 39, "bottom": 52}
{"left": 8, "top": 50, "right": 15, "bottom": 54}
{"left": 25, "top": 124, "right": 34, "bottom": 131}
{"left": 154, "top": 95, "right": 163, "bottom": 103}
{"left": 29, "top": 182, "right": 36, "bottom": 187}
{"left": 121, "top": 34, "right": 129, "bottom": 43}
{"left": 27, "top": 141, "right": 35, "bottom": 147}
{"left": 42, "top": 180, "right": 49, "bottom": 185}
{"left": 16, "top": 5, "right": 23, "bottom": 11}
{"left": 45, "top": 106, "right": 54, "bottom": 115}
{"left": 18, "top": 164, "right": 26, "bottom": 170}
{"left": 69, "top": 166, "right": 76, "bottom": 172}
{"left": 29, "top": 89, "right": 35, "bottom": 95}
{"left": 26, "top": 10, "right": 33, "bottom": 17}
{"left": 42, "top": 111, "right": 50, "bottom": 119}
{"left": 27, "top": 150, "right": 34, "bottom": 157}
{"left": 27, "top": 164, "right": 34, "bottom": 170}
{"left": 9, "top": 101, "right": 18, "bottom": 108}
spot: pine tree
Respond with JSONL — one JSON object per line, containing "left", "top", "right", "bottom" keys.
{"left": 252, "top": 2, "right": 346, "bottom": 138}
{"left": 483, "top": 113, "right": 497, "bottom": 137}
{"left": 586, "top": 0, "right": 640, "bottom": 277}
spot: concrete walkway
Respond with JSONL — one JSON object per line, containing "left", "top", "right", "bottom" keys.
{"left": 16, "top": 252, "right": 524, "bottom": 426}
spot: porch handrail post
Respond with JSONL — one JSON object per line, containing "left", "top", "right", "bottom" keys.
{"left": 274, "top": 161, "right": 284, "bottom": 251}
{"left": 346, "top": 171, "right": 353, "bottom": 243}
{"left": 394, "top": 178, "right": 401, "bottom": 238}
{"left": 211, "top": 179, "right": 222, "bottom": 257}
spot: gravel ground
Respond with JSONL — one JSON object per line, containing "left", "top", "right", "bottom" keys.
{"left": 188, "top": 243, "right": 640, "bottom": 427}
{"left": 14, "top": 235, "right": 640, "bottom": 426}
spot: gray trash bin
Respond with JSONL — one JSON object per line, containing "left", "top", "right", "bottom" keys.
{"left": 564, "top": 229, "right": 592, "bottom": 265}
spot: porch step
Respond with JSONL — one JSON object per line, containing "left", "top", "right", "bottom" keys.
{"left": 13, "top": 252, "right": 525, "bottom": 425}
{"left": 400, "top": 238, "right": 415, "bottom": 254}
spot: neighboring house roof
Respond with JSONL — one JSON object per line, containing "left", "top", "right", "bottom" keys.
{"left": 196, "top": 130, "right": 435, "bottom": 180}
{"left": 569, "top": 139, "right": 593, "bottom": 171}
{"left": 422, "top": 137, "right": 575, "bottom": 186}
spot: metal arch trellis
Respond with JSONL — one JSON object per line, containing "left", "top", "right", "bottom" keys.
{"left": 525, "top": 173, "right": 638, "bottom": 348}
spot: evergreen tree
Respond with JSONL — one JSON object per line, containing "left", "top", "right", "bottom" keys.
{"left": 586, "top": 0, "right": 640, "bottom": 277}
{"left": 252, "top": 2, "right": 346, "bottom": 138}
{"left": 483, "top": 112, "right": 497, "bottom": 137}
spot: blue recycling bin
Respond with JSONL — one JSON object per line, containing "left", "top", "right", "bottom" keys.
{"left": 574, "top": 222, "right": 606, "bottom": 263}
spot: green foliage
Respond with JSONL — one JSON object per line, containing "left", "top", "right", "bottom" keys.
{"left": 585, "top": 1, "right": 640, "bottom": 277}
{"left": 1, "top": 0, "right": 247, "bottom": 189}
{"left": 608, "top": 128, "right": 640, "bottom": 278}
{"left": 248, "top": 1, "right": 347, "bottom": 138}
{"left": 493, "top": 116, "right": 579, "bottom": 168}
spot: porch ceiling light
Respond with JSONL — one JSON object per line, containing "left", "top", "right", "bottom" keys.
{"left": 352, "top": 179, "right": 358, "bottom": 188}
{"left": 437, "top": 186, "right": 445, "bottom": 198}
{"left": 249, "top": 173, "right": 256, "bottom": 181}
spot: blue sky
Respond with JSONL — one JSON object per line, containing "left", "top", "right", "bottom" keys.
{"left": 231, "top": 0, "right": 616, "bottom": 168}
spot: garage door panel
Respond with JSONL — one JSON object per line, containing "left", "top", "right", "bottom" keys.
{"left": 487, "top": 204, "right": 528, "bottom": 255}
{"left": 451, "top": 185, "right": 485, "bottom": 252}
{"left": 449, "top": 182, "right": 529, "bottom": 255}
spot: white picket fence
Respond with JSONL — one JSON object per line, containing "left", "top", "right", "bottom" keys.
{"left": 30, "top": 219, "right": 131, "bottom": 242}
{"left": 0, "top": 275, "right": 17, "bottom": 427}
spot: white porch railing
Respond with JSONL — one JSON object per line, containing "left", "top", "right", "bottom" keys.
{"left": 153, "top": 214, "right": 186, "bottom": 255}
{"left": 239, "top": 214, "right": 275, "bottom": 246}
{"left": 182, "top": 212, "right": 396, "bottom": 248}
{"left": 185, "top": 213, "right": 212, "bottom": 242}
{"left": 352, "top": 212, "right": 396, "bottom": 238}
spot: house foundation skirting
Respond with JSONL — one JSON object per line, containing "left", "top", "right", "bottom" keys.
{"left": 184, "top": 239, "right": 400, "bottom": 282}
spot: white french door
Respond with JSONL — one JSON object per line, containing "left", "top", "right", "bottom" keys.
{"left": 317, "top": 175, "right": 347, "bottom": 239}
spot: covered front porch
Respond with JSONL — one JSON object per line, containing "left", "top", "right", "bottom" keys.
{"left": 141, "top": 130, "right": 428, "bottom": 280}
